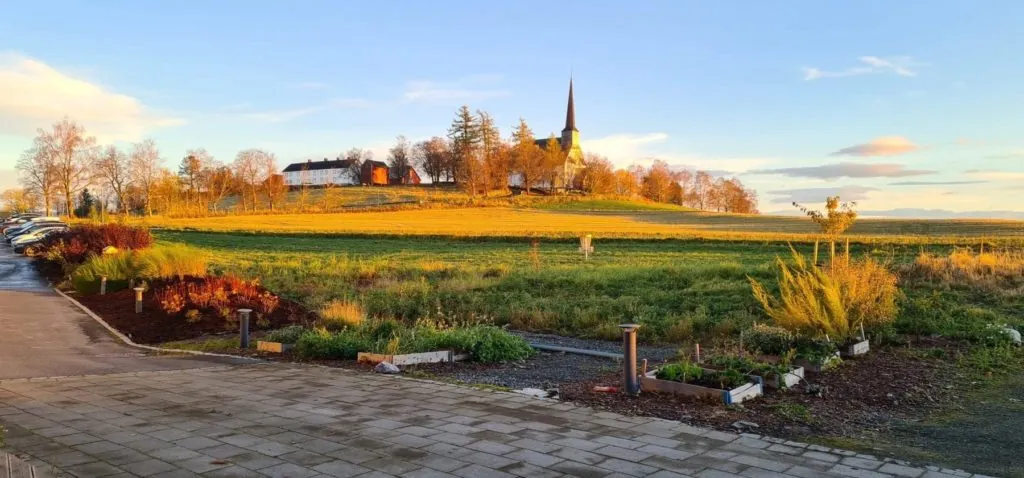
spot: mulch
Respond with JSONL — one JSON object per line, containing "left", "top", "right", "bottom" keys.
{"left": 74, "top": 285, "right": 315, "bottom": 344}
{"left": 560, "top": 339, "right": 965, "bottom": 441}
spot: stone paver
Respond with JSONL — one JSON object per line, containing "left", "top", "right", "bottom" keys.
{"left": 0, "top": 364, "right": 977, "bottom": 478}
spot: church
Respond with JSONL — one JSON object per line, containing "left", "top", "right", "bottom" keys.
{"left": 511, "top": 79, "right": 586, "bottom": 191}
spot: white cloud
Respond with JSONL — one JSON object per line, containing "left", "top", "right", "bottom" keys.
{"left": 585, "top": 132, "right": 773, "bottom": 174}
{"left": 0, "top": 52, "right": 183, "bottom": 142}
{"left": 965, "top": 170, "right": 1024, "bottom": 181}
{"left": 802, "top": 56, "right": 921, "bottom": 81}
{"left": 404, "top": 75, "right": 510, "bottom": 103}
{"left": 830, "top": 136, "right": 919, "bottom": 157}
{"left": 240, "top": 98, "right": 371, "bottom": 123}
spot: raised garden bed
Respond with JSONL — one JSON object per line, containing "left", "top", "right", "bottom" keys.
{"left": 356, "top": 350, "right": 470, "bottom": 365}
{"left": 257, "top": 341, "right": 294, "bottom": 353}
{"left": 841, "top": 338, "right": 870, "bottom": 357}
{"left": 640, "top": 362, "right": 763, "bottom": 405}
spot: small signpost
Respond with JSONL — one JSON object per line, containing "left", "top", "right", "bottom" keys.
{"left": 579, "top": 234, "right": 594, "bottom": 260}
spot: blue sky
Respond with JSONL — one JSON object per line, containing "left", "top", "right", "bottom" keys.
{"left": 1, "top": 1, "right": 1023, "bottom": 216}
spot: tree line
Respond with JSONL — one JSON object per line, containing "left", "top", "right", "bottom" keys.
{"left": 5, "top": 115, "right": 758, "bottom": 216}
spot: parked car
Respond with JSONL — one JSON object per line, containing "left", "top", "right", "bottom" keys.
{"left": 3, "top": 217, "right": 63, "bottom": 240}
{"left": 11, "top": 225, "right": 67, "bottom": 248}
{"left": 12, "top": 228, "right": 66, "bottom": 255}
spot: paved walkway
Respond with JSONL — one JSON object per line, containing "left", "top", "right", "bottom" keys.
{"left": 0, "top": 247, "right": 250, "bottom": 380}
{"left": 0, "top": 364, "right": 983, "bottom": 478}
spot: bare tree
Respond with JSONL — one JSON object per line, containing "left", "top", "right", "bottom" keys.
{"left": 414, "top": 137, "right": 450, "bottom": 184}
{"left": 259, "top": 152, "right": 285, "bottom": 211}
{"left": 205, "top": 164, "right": 234, "bottom": 212}
{"left": 129, "top": 139, "right": 161, "bottom": 216}
{"left": 34, "top": 118, "right": 96, "bottom": 217}
{"left": 94, "top": 145, "right": 132, "bottom": 213}
{"left": 233, "top": 149, "right": 270, "bottom": 212}
{"left": 343, "top": 148, "right": 372, "bottom": 183}
{"left": 16, "top": 146, "right": 57, "bottom": 215}
{"left": 387, "top": 136, "right": 413, "bottom": 184}
{"left": 179, "top": 148, "right": 213, "bottom": 209}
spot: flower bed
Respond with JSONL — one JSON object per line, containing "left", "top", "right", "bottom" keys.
{"left": 75, "top": 276, "right": 315, "bottom": 343}
{"left": 640, "top": 361, "right": 763, "bottom": 404}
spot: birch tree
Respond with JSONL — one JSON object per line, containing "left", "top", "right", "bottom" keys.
{"left": 94, "top": 145, "right": 132, "bottom": 213}
{"left": 34, "top": 118, "right": 95, "bottom": 217}
{"left": 129, "top": 139, "right": 161, "bottom": 216}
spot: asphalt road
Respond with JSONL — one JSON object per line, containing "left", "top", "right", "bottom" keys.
{"left": 0, "top": 244, "right": 252, "bottom": 380}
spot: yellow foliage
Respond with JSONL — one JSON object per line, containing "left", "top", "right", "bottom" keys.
{"left": 750, "top": 248, "right": 898, "bottom": 340}
{"left": 908, "top": 247, "right": 1024, "bottom": 290}
{"left": 318, "top": 299, "right": 365, "bottom": 330}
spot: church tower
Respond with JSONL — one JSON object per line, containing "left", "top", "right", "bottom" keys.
{"left": 560, "top": 78, "right": 580, "bottom": 151}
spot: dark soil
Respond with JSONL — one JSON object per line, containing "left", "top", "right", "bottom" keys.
{"left": 75, "top": 285, "right": 315, "bottom": 344}
{"left": 561, "top": 340, "right": 963, "bottom": 444}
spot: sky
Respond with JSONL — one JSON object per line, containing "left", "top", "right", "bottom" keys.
{"left": 1, "top": 1, "right": 1023, "bottom": 217}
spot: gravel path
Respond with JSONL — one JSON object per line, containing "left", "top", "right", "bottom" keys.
{"left": 407, "top": 332, "right": 680, "bottom": 391}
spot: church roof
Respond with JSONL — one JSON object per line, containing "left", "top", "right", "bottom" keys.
{"left": 562, "top": 78, "right": 577, "bottom": 133}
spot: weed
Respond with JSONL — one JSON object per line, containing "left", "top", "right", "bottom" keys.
{"left": 263, "top": 325, "right": 307, "bottom": 344}
{"left": 771, "top": 403, "right": 812, "bottom": 423}
{"left": 318, "top": 299, "right": 364, "bottom": 330}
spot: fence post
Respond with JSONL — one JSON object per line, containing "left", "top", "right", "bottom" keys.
{"left": 238, "top": 309, "right": 252, "bottom": 348}
{"left": 619, "top": 324, "right": 641, "bottom": 396}
{"left": 133, "top": 287, "right": 144, "bottom": 313}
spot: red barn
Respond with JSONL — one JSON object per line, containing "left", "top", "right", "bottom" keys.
{"left": 360, "top": 161, "right": 389, "bottom": 185}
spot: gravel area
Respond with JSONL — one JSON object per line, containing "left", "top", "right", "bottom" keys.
{"left": 512, "top": 331, "right": 679, "bottom": 362}
{"left": 404, "top": 332, "right": 680, "bottom": 391}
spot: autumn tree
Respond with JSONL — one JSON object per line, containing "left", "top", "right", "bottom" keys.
{"left": 93, "top": 145, "right": 132, "bottom": 213}
{"left": 640, "top": 160, "right": 675, "bottom": 202}
{"left": 447, "top": 105, "right": 481, "bottom": 195}
{"left": 510, "top": 119, "right": 543, "bottom": 194}
{"left": 577, "top": 153, "right": 616, "bottom": 194}
{"left": 614, "top": 169, "right": 639, "bottom": 196}
{"left": 179, "top": 148, "right": 213, "bottom": 209}
{"left": 1, "top": 188, "right": 37, "bottom": 214}
{"left": 129, "top": 139, "right": 162, "bottom": 216}
{"left": 478, "top": 111, "right": 507, "bottom": 194}
{"left": 34, "top": 118, "right": 96, "bottom": 217}
{"left": 16, "top": 146, "right": 57, "bottom": 215}
{"left": 233, "top": 149, "right": 271, "bottom": 211}
{"left": 542, "top": 136, "right": 565, "bottom": 191}
{"left": 387, "top": 135, "right": 413, "bottom": 184}
{"left": 415, "top": 137, "right": 450, "bottom": 184}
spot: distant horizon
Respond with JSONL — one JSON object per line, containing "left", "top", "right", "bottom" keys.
{"left": 3, "top": 2, "right": 1024, "bottom": 217}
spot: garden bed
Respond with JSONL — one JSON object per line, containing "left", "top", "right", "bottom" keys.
{"left": 75, "top": 281, "right": 314, "bottom": 344}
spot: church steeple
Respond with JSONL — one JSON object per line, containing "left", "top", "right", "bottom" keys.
{"left": 562, "top": 78, "right": 577, "bottom": 133}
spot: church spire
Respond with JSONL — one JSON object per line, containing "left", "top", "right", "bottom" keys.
{"left": 562, "top": 77, "right": 577, "bottom": 133}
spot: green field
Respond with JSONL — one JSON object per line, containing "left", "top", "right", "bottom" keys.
{"left": 157, "top": 230, "right": 1021, "bottom": 344}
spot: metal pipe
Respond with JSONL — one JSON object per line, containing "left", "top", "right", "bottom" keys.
{"left": 238, "top": 309, "right": 252, "bottom": 348}
{"left": 528, "top": 343, "right": 622, "bottom": 360}
{"left": 133, "top": 287, "right": 144, "bottom": 314}
{"left": 619, "top": 324, "right": 641, "bottom": 396}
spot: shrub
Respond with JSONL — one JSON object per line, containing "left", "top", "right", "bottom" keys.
{"left": 40, "top": 224, "right": 153, "bottom": 266}
{"left": 318, "top": 299, "right": 364, "bottom": 330}
{"left": 445, "top": 325, "right": 534, "bottom": 363}
{"left": 743, "top": 323, "right": 794, "bottom": 356}
{"left": 749, "top": 248, "right": 899, "bottom": 341}
{"left": 153, "top": 275, "right": 279, "bottom": 318}
{"left": 264, "top": 325, "right": 308, "bottom": 344}
{"left": 71, "top": 244, "right": 209, "bottom": 294}
{"left": 295, "top": 329, "right": 370, "bottom": 360}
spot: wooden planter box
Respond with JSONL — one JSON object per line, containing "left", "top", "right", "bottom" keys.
{"left": 792, "top": 352, "right": 842, "bottom": 372}
{"left": 841, "top": 339, "right": 870, "bottom": 358}
{"left": 357, "top": 350, "right": 468, "bottom": 366}
{"left": 256, "top": 341, "right": 293, "bottom": 353}
{"left": 758, "top": 366, "right": 804, "bottom": 389}
{"left": 640, "top": 369, "right": 763, "bottom": 405}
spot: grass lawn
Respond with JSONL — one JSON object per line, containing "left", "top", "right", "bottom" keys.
{"left": 143, "top": 206, "right": 1024, "bottom": 245}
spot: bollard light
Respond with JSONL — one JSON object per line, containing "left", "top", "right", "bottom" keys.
{"left": 238, "top": 309, "right": 253, "bottom": 348}
{"left": 618, "top": 323, "right": 641, "bottom": 396}
{"left": 100, "top": 276, "right": 107, "bottom": 295}
{"left": 133, "top": 287, "right": 145, "bottom": 314}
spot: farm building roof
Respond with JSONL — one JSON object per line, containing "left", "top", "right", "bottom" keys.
{"left": 282, "top": 158, "right": 355, "bottom": 173}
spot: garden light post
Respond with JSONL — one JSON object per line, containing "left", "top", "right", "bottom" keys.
{"left": 238, "top": 309, "right": 252, "bottom": 348}
{"left": 100, "top": 276, "right": 107, "bottom": 295}
{"left": 133, "top": 287, "right": 144, "bottom": 313}
{"left": 619, "top": 323, "right": 641, "bottom": 396}
{"left": 579, "top": 234, "right": 594, "bottom": 260}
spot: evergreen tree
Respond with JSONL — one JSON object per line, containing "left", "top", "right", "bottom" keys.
{"left": 74, "top": 188, "right": 95, "bottom": 218}
{"left": 447, "top": 105, "right": 481, "bottom": 196}
{"left": 477, "top": 111, "right": 505, "bottom": 195}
